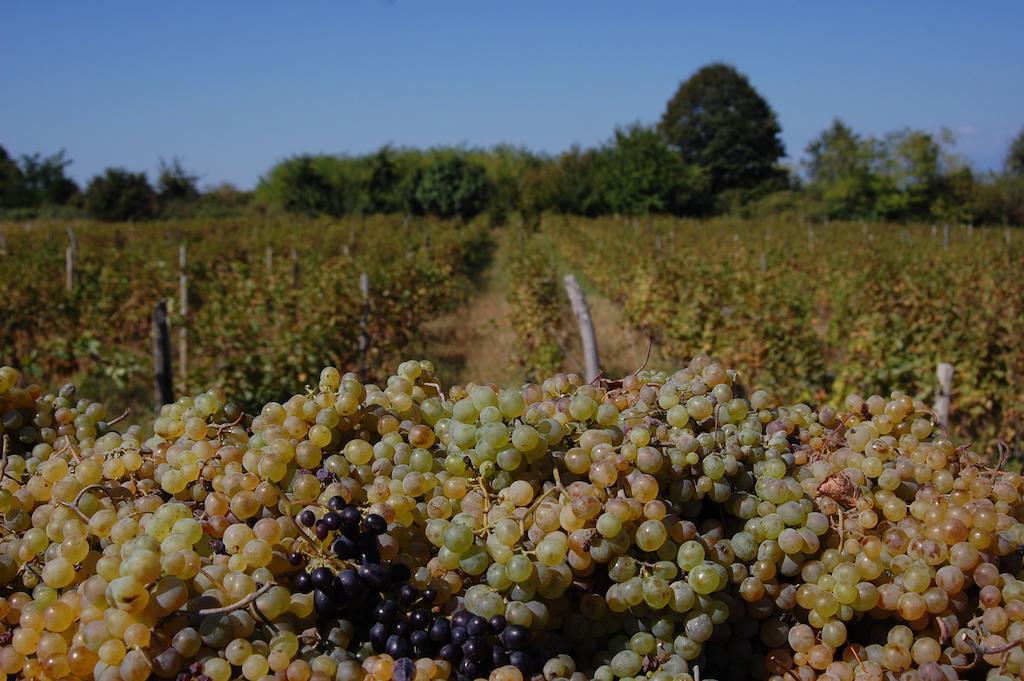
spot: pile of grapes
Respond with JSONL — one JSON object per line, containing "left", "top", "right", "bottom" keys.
{"left": 0, "top": 355, "right": 1021, "bottom": 681}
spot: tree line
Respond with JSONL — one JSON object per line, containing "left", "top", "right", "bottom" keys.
{"left": 3, "top": 62, "right": 1024, "bottom": 224}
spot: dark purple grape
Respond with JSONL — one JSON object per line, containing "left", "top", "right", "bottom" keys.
{"left": 332, "top": 536, "right": 357, "bottom": 559}
{"left": 458, "top": 659, "right": 479, "bottom": 679}
{"left": 358, "top": 563, "right": 388, "bottom": 591}
{"left": 314, "top": 521, "right": 330, "bottom": 541}
{"left": 313, "top": 589, "right": 336, "bottom": 614}
{"left": 369, "top": 623, "right": 389, "bottom": 651}
{"left": 310, "top": 567, "right": 334, "bottom": 591}
{"left": 393, "top": 620, "right": 410, "bottom": 636}
{"left": 293, "top": 571, "right": 313, "bottom": 593}
{"left": 463, "top": 636, "right": 489, "bottom": 663}
{"left": 340, "top": 506, "right": 361, "bottom": 527}
{"left": 410, "top": 630, "right": 430, "bottom": 648}
{"left": 439, "top": 644, "right": 461, "bottom": 662}
{"left": 336, "top": 570, "right": 364, "bottom": 597}
{"left": 509, "top": 651, "right": 532, "bottom": 673}
{"left": 502, "top": 624, "right": 529, "bottom": 651}
{"left": 322, "top": 511, "right": 341, "bottom": 531}
{"left": 451, "top": 610, "right": 471, "bottom": 629}
{"left": 467, "top": 615, "right": 489, "bottom": 637}
{"left": 385, "top": 635, "right": 412, "bottom": 658}
{"left": 409, "top": 608, "right": 430, "bottom": 629}
{"left": 422, "top": 586, "right": 438, "bottom": 603}
{"left": 287, "top": 551, "right": 304, "bottom": 566}
{"left": 374, "top": 600, "right": 398, "bottom": 624}
{"left": 488, "top": 615, "right": 507, "bottom": 633}
{"left": 365, "top": 513, "right": 387, "bottom": 534}
{"left": 451, "top": 626, "right": 468, "bottom": 646}
{"left": 429, "top": 617, "right": 451, "bottom": 643}
{"left": 298, "top": 510, "right": 316, "bottom": 527}
{"left": 492, "top": 647, "right": 510, "bottom": 668}
{"left": 398, "top": 584, "right": 419, "bottom": 603}
{"left": 327, "top": 495, "right": 347, "bottom": 511}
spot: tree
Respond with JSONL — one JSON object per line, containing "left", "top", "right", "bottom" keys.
{"left": 595, "top": 124, "right": 707, "bottom": 215}
{"left": 83, "top": 168, "right": 157, "bottom": 221}
{"left": 873, "top": 129, "right": 947, "bottom": 220}
{"left": 363, "top": 147, "right": 406, "bottom": 214}
{"left": 804, "top": 119, "right": 876, "bottom": 218}
{"left": 157, "top": 158, "right": 200, "bottom": 203}
{"left": 412, "top": 154, "right": 490, "bottom": 220}
{"left": 0, "top": 145, "right": 26, "bottom": 208}
{"left": 660, "top": 63, "right": 785, "bottom": 197}
{"left": 262, "top": 156, "right": 342, "bottom": 216}
{"left": 9, "top": 149, "right": 79, "bottom": 208}
{"left": 1007, "top": 128, "right": 1024, "bottom": 177}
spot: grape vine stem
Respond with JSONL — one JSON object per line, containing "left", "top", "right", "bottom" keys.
{"left": 183, "top": 581, "right": 274, "bottom": 616}
{"left": 107, "top": 407, "right": 131, "bottom": 427}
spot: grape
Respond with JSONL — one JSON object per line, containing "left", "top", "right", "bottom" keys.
{"left": 0, "top": 359, "right": 1020, "bottom": 681}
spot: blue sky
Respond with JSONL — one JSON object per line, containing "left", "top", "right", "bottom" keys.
{"left": 2, "top": 2, "right": 1022, "bottom": 189}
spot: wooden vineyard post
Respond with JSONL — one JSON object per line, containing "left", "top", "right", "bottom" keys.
{"left": 65, "top": 246, "right": 74, "bottom": 292}
{"left": 178, "top": 245, "right": 188, "bottom": 388}
{"left": 759, "top": 252, "right": 767, "bottom": 273}
{"left": 291, "top": 247, "right": 300, "bottom": 288}
{"left": 943, "top": 224, "right": 950, "bottom": 251}
{"left": 563, "top": 274, "right": 600, "bottom": 382}
{"left": 358, "top": 272, "right": 370, "bottom": 377}
{"left": 934, "top": 363, "right": 954, "bottom": 430}
{"left": 66, "top": 226, "right": 79, "bottom": 260}
{"left": 0, "top": 229, "right": 7, "bottom": 256}
{"left": 152, "top": 301, "right": 174, "bottom": 408}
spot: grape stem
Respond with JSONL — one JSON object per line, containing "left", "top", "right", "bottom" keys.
{"left": 251, "top": 594, "right": 280, "bottom": 633}
{"left": 57, "top": 500, "right": 90, "bottom": 524}
{"left": 72, "top": 483, "right": 123, "bottom": 509}
{"left": 211, "top": 412, "right": 244, "bottom": 436}
{"left": 423, "top": 382, "right": 446, "bottom": 403}
{"left": 107, "top": 407, "right": 131, "bottom": 427}
{"left": 182, "top": 581, "right": 274, "bottom": 616}
{"left": 0, "top": 434, "right": 17, "bottom": 483}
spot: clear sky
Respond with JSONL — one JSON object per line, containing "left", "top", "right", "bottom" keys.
{"left": 2, "top": 2, "right": 1022, "bottom": 189}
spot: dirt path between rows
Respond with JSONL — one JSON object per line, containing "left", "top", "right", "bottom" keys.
{"left": 417, "top": 229, "right": 662, "bottom": 387}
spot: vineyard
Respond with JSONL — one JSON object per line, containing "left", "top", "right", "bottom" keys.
{"left": 0, "top": 217, "right": 490, "bottom": 413}
{"left": 2, "top": 216, "right": 1021, "bottom": 453}
{"left": 506, "top": 218, "right": 1023, "bottom": 454}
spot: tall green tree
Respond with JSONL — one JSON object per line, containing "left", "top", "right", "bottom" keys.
{"left": 0, "top": 145, "right": 26, "bottom": 208}
{"left": 83, "top": 168, "right": 157, "bottom": 221}
{"left": 363, "top": 146, "right": 406, "bottom": 214}
{"left": 157, "top": 158, "right": 200, "bottom": 203}
{"left": 412, "top": 154, "right": 490, "bottom": 220}
{"left": 596, "top": 124, "right": 707, "bottom": 215}
{"left": 659, "top": 63, "right": 785, "bottom": 197}
{"left": 804, "top": 119, "right": 876, "bottom": 218}
{"left": 1007, "top": 128, "right": 1024, "bottom": 176}
{"left": 17, "top": 150, "right": 78, "bottom": 206}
